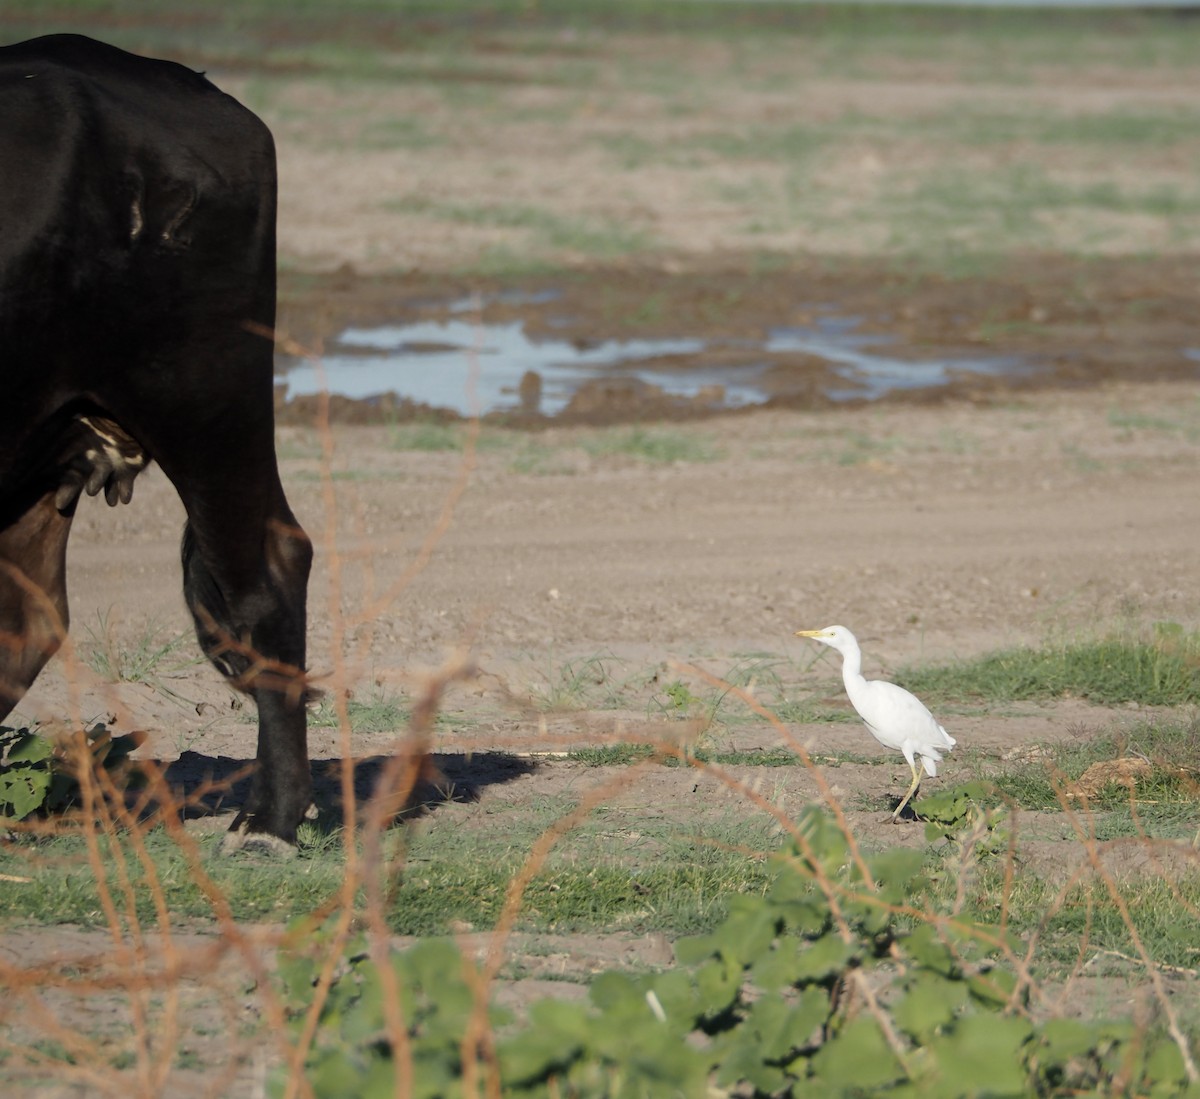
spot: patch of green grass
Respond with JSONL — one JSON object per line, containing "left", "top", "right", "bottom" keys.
{"left": 567, "top": 744, "right": 806, "bottom": 769}
{"left": 888, "top": 163, "right": 1200, "bottom": 253}
{"left": 693, "top": 124, "right": 828, "bottom": 164}
{"left": 898, "top": 627, "right": 1200, "bottom": 707}
{"left": 912, "top": 106, "right": 1200, "bottom": 150}
{"left": 0, "top": 825, "right": 346, "bottom": 927}
{"left": 310, "top": 691, "right": 409, "bottom": 734}
{"left": 0, "top": 806, "right": 776, "bottom": 936}
{"left": 568, "top": 744, "right": 659, "bottom": 767}
{"left": 81, "top": 612, "right": 196, "bottom": 687}
{"left": 396, "top": 813, "right": 779, "bottom": 935}
{"left": 383, "top": 198, "right": 654, "bottom": 259}
{"left": 506, "top": 441, "right": 578, "bottom": 476}
{"left": 527, "top": 653, "right": 625, "bottom": 712}
{"left": 1108, "top": 408, "right": 1200, "bottom": 440}
{"left": 581, "top": 427, "right": 719, "bottom": 464}
{"left": 772, "top": 700, "right": 859, "bottom": 725}
{"left": 357, "top": 116, "right": 441, "bottom": 151}
{"left": 957, "top": 862, "right": 1200, "bottom": 975}
{"left": 388, "top": 420, "right": 464, "bottom": 452}
{"left": 990, "top": 715, "right": 1200, "bottom": 817}
{"left": 388, "top": 853, "right": 772, "bottom": 936}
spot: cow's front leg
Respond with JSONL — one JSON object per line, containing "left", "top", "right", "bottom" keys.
{"left": 179, "top": 495, "right": 313, "bottom": 855}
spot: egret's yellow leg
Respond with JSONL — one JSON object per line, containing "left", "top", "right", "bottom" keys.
{"left": 891, "top": 760, "right": 922, "bottom": 822}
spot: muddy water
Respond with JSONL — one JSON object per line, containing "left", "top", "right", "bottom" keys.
{"left": 276, "top": 300, "right": 1035, "bottom": 417}
{"left": 273, "top": 262, "right": 1200, "bottom": 424}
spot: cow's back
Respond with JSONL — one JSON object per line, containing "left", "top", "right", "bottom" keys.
{"left": 0, "top": 33, "right": 278, "bottom": 491}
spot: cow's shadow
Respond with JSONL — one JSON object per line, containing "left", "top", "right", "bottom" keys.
{"left": 159, "top": 749, "right": 536, "bottom": 832}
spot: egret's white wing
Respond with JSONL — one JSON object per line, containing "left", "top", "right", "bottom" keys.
{"left": 851, "top": 679, "right": 953, "bottom": 756}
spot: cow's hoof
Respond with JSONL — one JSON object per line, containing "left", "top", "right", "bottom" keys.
{"left": 221, "top": 823, "right": 298, "bottom": 859}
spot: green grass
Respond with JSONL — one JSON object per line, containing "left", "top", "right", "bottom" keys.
{"left": 897, "top": 629, "right": 1200, "bottom": 708}
{"left": 957, "top": 863, "right": 1200, "bottom": 976}
{"left": 0, "top": 824, "right": 346, "bottom": 928}
{"left": 4, "top": 714, "right": 1198, "bottom": 982}
{"left": 567, "top": 744, "right": 806, "bottom": 769}
{"left": 310, "top": 691, "right": 409, "bottom": 734}
{"left": 0, "top": 814, "right": 776, "bottom": 937}
{"left": 389, "top": 854, "right": 772, "bottom": 936}
{"left": 80, "top": 612, "right": 197, "bottom": 686}
{"left": 382, "top": 197, "right": 655, "bottom": 259}
{"left": 988, "top": 715, "right": 1200, "bottom": 819}
{"left": 526, "top": 653, "right": 625, "bottom": 711}
{"left": 581, "top": 427, "right": 719, "bottom": 464}
{"left": 388, "top": 419, "right": 465, "bottom": 452}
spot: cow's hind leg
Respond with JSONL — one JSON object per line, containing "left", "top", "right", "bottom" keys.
{"left": 0, "top": 495, "right": 72, "bottom": 722}
{"left": 0, "top": 414, "right": 126, "bottom": 719}
{"left": 178, "top": 487, "right": 313, "bottom": 853}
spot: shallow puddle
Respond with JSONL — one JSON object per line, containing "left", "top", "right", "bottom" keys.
{"left": 276, "top": 297, "right": 1035, "bottom": 416}
{"left": 764, "top": 317, "right": 1026, "bottom": 401}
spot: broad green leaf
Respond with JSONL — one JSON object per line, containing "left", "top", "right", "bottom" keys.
{"left": 673, "top": 932, "right": 716, "bottom": 966}
{"left": 1036, "top": 1017, "right": 1097, "bottom": 1062}
{"left": 693, "top": 955, "right": 742, "bottom": 1017}
{"left": 790, "top": 932, "right": 857, "bottom": 982}
{"left": 589, "top": 970, "right": 642, "bottom": 1012}
{"left": 341, "top": 971, "right": 385, "bottom": 1044}
{"left": 528, "top": 998, "right": 591, "bottom": 1043}
{"left": 309, "top": 1050, "right": 369, "bottom": 1097}
{"left": 0, "top": 767, "right": 52, "bottom": 820}
{"left": 499, "top": 1022, "right": 585, "bottom": 1085}
{"left": 966, "top": 964, "right": 1018, "bottom": 1008}
{"left": 712, "top": 896, "right": 779, "bottom": 966}
{"left": 715, "top": 1037, "right": 789, "bottom": 1093}
{"left": 649, "top": 967, "right": 701, "bottom": 1031}
{"left": 868, "top": 847, "right": 923, "bottom": 893}
{"left": 893, "top": 971, "right": 969, "bottom": 1043}
{"left": 810, "top": 1015, "right": 904, "bottom": 1090}
{"left": 6, "top": 732, "right": 53, "bottom": 764}
{"left": 406, "top": 938, "right": 467, "bottom": 990}
{"left": 1143, "top": 1036, "right": 1189, "bottom": 1089}
{"left": 928, "top": 1014, "right": 1032, "bottom": 1096}
{"left": 904, "top": 923, "right": 959, "bottom": 978}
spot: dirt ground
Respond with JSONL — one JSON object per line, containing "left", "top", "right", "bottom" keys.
{"left": 7, "top": 275, "right": 1199, "bottom": 1095}
{"left": 4, "top": 25, "right": 1200, "bottom": 1095}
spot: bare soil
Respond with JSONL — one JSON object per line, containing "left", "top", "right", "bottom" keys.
{"left": 4, "top": 24, "right": 1200, "bottom": 1095}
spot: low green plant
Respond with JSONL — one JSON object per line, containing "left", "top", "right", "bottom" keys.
{"left": 0, "top": 724, "right": 145, "bottom": 821}
{"left": 917, "top": 780, "right": 1010, "bottom": 857}
{"left": 0, "top": 728, "right": 58, "bottom": 820}
{"left": 274, "top": 805, "right": 1197, "bottom": 1096}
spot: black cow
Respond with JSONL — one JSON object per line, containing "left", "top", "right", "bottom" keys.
{"left": 0, "top": 34, "right": 312, "bottom": 852}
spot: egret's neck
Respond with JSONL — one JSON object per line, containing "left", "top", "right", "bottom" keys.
{"left": 838, "top": 647, "right": 867, "bottom": 697}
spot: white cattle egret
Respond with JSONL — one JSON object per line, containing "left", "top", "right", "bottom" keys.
{"left": 795, "top": 625, "right": 955, "bottom": 821}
